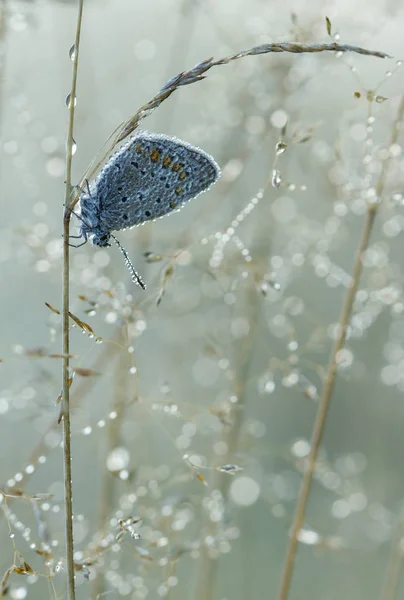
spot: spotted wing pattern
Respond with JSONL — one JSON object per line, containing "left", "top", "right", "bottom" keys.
{"left": 79, "top": 131, "right": 220, "bottom": 245}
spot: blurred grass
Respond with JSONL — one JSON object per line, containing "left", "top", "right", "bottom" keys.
{"left": 0, "top": 1, "right": 404, "bottom": 599}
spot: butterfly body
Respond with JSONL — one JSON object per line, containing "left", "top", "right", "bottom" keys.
{"left": 79, "top": 131, "right": 220, "bottom": 247}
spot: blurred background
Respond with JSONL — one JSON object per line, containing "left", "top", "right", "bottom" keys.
{"left": 0, "top": 0, "right": 404, "bottom": 599}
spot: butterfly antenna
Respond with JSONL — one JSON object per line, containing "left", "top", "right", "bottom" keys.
{"left": 111, "top": 234, "right": 146, "bottom": 290}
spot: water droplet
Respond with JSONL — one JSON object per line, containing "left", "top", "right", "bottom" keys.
{"left": 389, "top": 144, "right": 401, "bottom": 157}
{"left": 46, "top": 156, "right": 65, "bottom": 178}
{"left": 10, "top": 586, "right": 28, "bottom": 599}
{"left": 375, "top": 95, "right": 388, "bottom": 104}
{"left": 107, "top": 447, "right": 130, "bottom": 472}
{"left": 297, "top": 528, "right": 321, "bottom": 545}
{"left": 270, "top": 109, "right": 288, "bottom": 128}
{"left": 292, "top": 439, "right": 311, "bottom": 457}
{"left": 264, "top": 379, "right": 276, "bottom": 393}
{"left": 218, "top": 464, "right": 243, "bottom": 474}
{"left": 335, "top": 348, "right": 353, "bottom": 368}
{"left": 229, "top": 476, "right": 260, "bottom": 506}
{"left": 271, "top": 169, "right": 281, "bottom": 189}
{"left": 392, "top": 192, "right": 403, "bottom": 204}
{"left": 276, "top": 141, "right": 287, "bottom": 155}
{"left": 69, "top": 44, "right": 76, "bottom": 61}
{"left": 72, "top": 138, "right": 77, "bottom": 155}
{"left": 65, "top": 93, "right": 77, "bottom": 109}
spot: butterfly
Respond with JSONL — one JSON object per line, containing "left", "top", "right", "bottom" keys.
{"left": 73, "top": 131, "right": 220, "bottom": 289}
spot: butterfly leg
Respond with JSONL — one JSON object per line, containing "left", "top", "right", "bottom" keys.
{"left": 68, "top": 239, "right": 88, "bottom": 248}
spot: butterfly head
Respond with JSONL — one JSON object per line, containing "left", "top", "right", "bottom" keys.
{"left": 91, "top": 232, "right": 111, "bottom": 247}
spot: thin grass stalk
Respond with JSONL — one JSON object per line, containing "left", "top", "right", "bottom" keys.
{"left": 277, "top": 94, "right": 404, "bottom": 600}
{"left": 380, "top": 521, "right": 404, "bottom": 600}
{"left": 62, "top": 1, "right": 84, "bottom": 597}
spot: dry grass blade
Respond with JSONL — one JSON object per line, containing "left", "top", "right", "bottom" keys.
{"left": 73, "top": 368, "right": 101, "bottom": 377}
{"left": 0, "top": 567, "right": 13, "bottom": 594}
{"left": 68, "top": 311, "right": 97, "bottom": 337}
{"left": 45, "top": 302, "right": 61, "bottom": 315}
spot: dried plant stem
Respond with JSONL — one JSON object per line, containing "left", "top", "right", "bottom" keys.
{"left": 380, "top": 521, "right": 404, "bottom": 600}
{"left": 62, "top": 1, "right": 84, "bottom": 598}
{"left": 277, "top": 94, "right": 404, "bottom": 600}
{"left": 277, "top": 203, "right": 377, "bottom": 600}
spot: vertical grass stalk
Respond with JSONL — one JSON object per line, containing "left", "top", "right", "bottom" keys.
{"left": 62, "top": 1, "right": 84, "bottom": 598}
{"left": 380, "top": 521, "right": 404, "bottom": 600}
{"left": 277, "top": 94, "right": 404, "bottom": 600}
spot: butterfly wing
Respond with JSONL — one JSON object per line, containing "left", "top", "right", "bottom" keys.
{"left": 89, "top": 132, "right": 220, "bottom": 234}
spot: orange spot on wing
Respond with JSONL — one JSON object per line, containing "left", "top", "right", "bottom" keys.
{"left": 150, "top": 150, "right": 161, "bottom": 162}
{"left": 163, "top": 157, "right": 172, "bottom": 168}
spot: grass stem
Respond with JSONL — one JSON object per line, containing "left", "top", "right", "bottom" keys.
{"left": 62, "top": 1, "right": 84, "bottom": 597}
{"left": 380, "top": 521, "right": 404, "bottom": 600}
{"left": 277, "top": 94, "right": 404, "bottom": 600}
